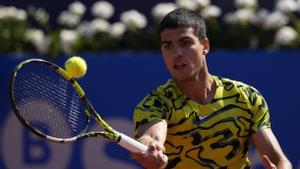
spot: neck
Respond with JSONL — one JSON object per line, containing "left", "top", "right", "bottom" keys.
{"left": 175, "top": 72, "right": 216, "bottom": 105}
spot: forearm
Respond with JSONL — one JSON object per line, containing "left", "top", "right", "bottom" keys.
{"left": 253, "top": 129, "right": 292, "bottom": 169}
{"left": 139, "top": 133, "right": 165, "bottom": 145}
{"left": 136, "top": 119, "right": 167, "bottom": 150}
{"left": 139, "top": 126, "right": 166, "bottom": 143}
{"left": 276, "top": 157, "right": 292, "bottom": 169}
{"left": 132, "top": 119, "right": 168, "bottom": 169}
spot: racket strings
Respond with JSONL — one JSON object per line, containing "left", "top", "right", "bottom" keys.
{"left": 13, "top": 64, "right": 88, "bottom": 139}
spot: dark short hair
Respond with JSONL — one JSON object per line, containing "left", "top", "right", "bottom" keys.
{"left": 158, "top": 8, "right": 207, "bottom": 41}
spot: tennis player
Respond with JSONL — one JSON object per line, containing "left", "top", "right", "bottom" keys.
{"left": 131, "top": 9, "right": 292, "bottom": 169}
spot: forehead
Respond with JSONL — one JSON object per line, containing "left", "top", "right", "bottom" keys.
{"left": 160, "top": 27, "right": 196, "bottom": 42}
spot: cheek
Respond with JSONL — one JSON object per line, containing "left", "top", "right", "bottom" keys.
{"left": 189, "top": 50, "right": 204, "bottom": 68}
{"left": 162, "top": 54, "right": 172, "bottom": 68}
{"left": 182, "top": 44, "right": 199, "bottom": 56}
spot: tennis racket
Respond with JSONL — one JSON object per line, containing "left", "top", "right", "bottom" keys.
{"left": 9, "top": 58, "right": 167, "bottom": 163}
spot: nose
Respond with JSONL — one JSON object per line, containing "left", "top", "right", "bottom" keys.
{"left": 173, "top": 46, "right": 183, "bottom": 58}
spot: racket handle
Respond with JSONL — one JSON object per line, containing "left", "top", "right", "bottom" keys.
{"left": 117, "top": 133, "right": 148, "bottom": 153}
{"left": 117, "top": 133, "right": 168, "bottom": 169}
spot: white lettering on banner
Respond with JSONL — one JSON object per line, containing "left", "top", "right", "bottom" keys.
{"left": 82, "top": 117, "right": 138, "bottom": 169}
{"left": 3, "top": 112, "right": 293, "bottom": 169}
{"left": 1, "top": 112, "right": 73, "bottom": 169}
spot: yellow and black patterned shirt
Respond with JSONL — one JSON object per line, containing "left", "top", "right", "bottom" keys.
{"left": 133, "top": 75, "right": 271, "bottom": 169}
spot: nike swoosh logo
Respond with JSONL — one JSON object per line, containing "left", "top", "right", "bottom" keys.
{"left": 198, "top": 114, "right": 210, "bottom": 120}
{"left": 193, "top": 113, "right": 212, "bottom": 125}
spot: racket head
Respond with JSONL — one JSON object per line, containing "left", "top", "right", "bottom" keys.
{"left": 9, "top": 59, "right": 90, "bottom": 143}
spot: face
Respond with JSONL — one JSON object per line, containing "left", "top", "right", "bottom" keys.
{"left": 160, "top": 27, "right": 209, "bottom": 82}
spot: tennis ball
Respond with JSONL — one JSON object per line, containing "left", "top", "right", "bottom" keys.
{"left": 65, "top": 56, "right": 87, "bottom": 78}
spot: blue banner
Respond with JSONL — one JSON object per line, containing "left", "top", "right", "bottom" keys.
{"left": 0, "top": 51, "right": 299, "bottom": 169}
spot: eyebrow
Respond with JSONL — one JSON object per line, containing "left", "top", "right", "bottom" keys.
{"left": 178, "top": 36, "right": 192, "bottom": 42}
{"left": 160, "top": 40, "right": 170, "bottom": 45}
{"left": 161, "top": 36, "right": 192, "bottom": 45}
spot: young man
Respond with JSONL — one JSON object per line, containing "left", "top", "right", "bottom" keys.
{"left": 131, "top": 9, "right": 292, "bottom": 169}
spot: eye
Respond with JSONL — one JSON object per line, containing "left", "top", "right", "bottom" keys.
{"left": 162, "top": 43, "right": 173, "bottom": 50}
{"left": 182, "top": 39, "right": 192, "bottom": 47}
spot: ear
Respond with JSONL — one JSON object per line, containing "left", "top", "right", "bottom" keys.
{"left": 201, "top": 38, "right": 210, "bottom": 55}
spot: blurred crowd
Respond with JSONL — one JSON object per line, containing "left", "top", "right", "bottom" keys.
{"left": 0, "top": 0, "right": 299, "bottom": 57}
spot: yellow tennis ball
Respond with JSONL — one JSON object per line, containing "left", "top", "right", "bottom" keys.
{"left": 65, "top": 56, "right": 87, "bottom": 78}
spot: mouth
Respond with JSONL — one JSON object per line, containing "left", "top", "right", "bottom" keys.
{"left": 173, "top": 62, "right": 187, "bottom": 69}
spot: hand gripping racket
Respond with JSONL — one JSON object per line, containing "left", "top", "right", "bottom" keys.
{"left": 9, "top": 59, "right": 167, "bottom": 166}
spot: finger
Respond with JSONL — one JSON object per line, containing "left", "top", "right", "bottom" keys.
{"left": 147, "top": 144, "right": 157, "bottom": 156}
{"left": 130, "top": 152, "right": 147, "bottom": 160}
{"left": 148, "top": 141, "right": 165, "bottom": 153}
{"left": 261, "top": 155, "right": 276, "bottom": 169}
{"left": 140, "top": 155, "right": 161, "bottom": 169}
{"left": 146, "top": 154, "right": 167, "bottom": 169}
{"left": 159, "top": 154, "right": 168, "bottom": 169}
{"left": 135, "top": 153, "right": 167, "bottom": 169}
{"left": 156, "top": 143, "right": 166, "bottom": 152}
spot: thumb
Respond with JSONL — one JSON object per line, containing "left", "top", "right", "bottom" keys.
{"left": 262, "top": 155, "right": 276, "bottom": 169}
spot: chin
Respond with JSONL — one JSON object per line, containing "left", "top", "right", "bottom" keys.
{"left": 173, "top": 74, "right": 197, "bottom": 82}
{"left": 173, "top": 76, "right": 190, "bottom": 82}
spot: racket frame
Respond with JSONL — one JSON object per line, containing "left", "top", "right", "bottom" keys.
{"left": 9, "top": 59, "right": 148, "bottom": 153}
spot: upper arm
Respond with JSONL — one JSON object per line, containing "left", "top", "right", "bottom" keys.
{"left": 244, "top": 85, "right": 271, "bottom": 133}
{"left": 133, "top": 93, "right": 169, "bottom": 146}
{"left": 133, "top": 91, "right": 170, "bottom": 138}
{"left": 252, "top": 128, "right": 290, "bottom": 166}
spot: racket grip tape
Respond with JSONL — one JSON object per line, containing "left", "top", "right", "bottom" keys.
{"left": 117, "top": 133, "right": 168, "bottom": 169}
{"left": 117, "top": 133, "right": 148, "bottom": 153}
